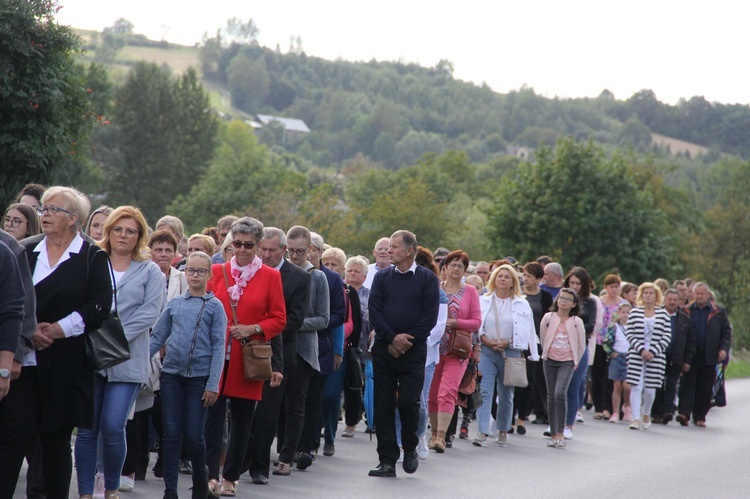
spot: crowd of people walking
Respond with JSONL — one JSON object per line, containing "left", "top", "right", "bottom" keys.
{"left": 0, "top": 183, "right": 733, "bottom": 498}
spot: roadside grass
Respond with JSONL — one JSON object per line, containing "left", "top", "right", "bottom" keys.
{"left": 726, "top": 349, "right": 750, "bottom": 379}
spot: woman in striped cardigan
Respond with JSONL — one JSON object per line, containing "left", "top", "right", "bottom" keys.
{"left": 625, "top": 282, "right": 671, "bottom": 430}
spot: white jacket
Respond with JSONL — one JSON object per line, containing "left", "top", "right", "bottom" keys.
{"left": 479, "top": 294, "right": 539, "bottom": 361}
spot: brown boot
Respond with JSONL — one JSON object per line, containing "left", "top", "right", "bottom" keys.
{"left": 427, "top": 413, "right": 438, "bottom": 449}
{"left": 433, "top": 412, "right": 453, "bottom": 453}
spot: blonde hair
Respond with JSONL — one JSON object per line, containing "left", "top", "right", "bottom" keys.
{"left": 98, "top": 206, "right": 150, "bottom": 261}
{"left": 485, "top": 264, "right": 523, "bottom": 298}
{"left": 636, "top": 282, "right": 663, "bottom": 307}
{"left": 188, "top": 234, "right": 216, "bottom": 255}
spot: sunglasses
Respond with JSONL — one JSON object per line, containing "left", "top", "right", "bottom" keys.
{"left": 231, "top": 240, "right": 256, "bottom": 250}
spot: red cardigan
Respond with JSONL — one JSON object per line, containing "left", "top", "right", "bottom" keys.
{"left": 208, "top": 262, "right": 286, "bottom": 400}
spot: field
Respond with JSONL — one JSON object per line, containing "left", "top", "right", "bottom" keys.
{"left": 651, "top": 133, "right": 709, "bottom": 157}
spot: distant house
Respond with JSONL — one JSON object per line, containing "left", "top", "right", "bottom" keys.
{"left": 507, "top": 145, "right": 533, "bottom": 160}
{"left": 248, "top": 114, "right": 311, "bottom": 144}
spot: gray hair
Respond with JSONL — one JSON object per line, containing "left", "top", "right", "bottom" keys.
{"left": 217, "top": 215, "right": 239, "bottom": 231}
{"left": 346, "top": 255, "right": 370, "bottom": 276}
{"left": 392, "top": 230, "right": 417, "bottom": 252}
{"left": 230, "top": 217, "right": 264, "bottom": 241}
{"left": 546, "top": 262, "right": 563, "bottom": 277}
{"left": 156, "top": 215, "right": 185, "bottom": 239}
{"left": 263, "top": 227, "right": 287, "bottom": 247}
{"left": 310, "top": 231, "right": 324, "bottom": 250}
{"left": 41, "top": 186, "right": 91, "bottom": 231}
{"left": 322, "top": 247, "right": 346, "bottom": 268}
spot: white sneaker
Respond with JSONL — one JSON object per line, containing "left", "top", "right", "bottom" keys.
{"left": 576, "top": 411, "right": 584, "bottom": 423}
{"left": 563, "top": 427, "right": 573, "bottom": 440}
{"left": 543, "top": 426, "right": 551, "bottom": 437}
{"left": 417, "top": 435, "right": 429, "bottom": 460}
{"left": 397, "top": 448, "right": 404, "bottom": 463}
{"left": 495, "top": 433, "right": 509, "bottom": 447}
{"left": 472, "top": 433, "right": 488, "bottom": 447}
{"left": 119, "top": 474, "right": 134, "bottom": 492}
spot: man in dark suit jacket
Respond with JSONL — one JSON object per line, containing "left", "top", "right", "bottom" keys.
{"left": 246, "top": 227, "right": 310, "bottom": 484}
{"left": 652, "top": 289, "right": 695, "bottom": 424}
{"left": 678, "top": 282, "right": 731, "bottom": 427}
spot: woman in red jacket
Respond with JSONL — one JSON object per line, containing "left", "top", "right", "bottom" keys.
{"left": 205, "top": 217, "right": 286, "bottom": 497}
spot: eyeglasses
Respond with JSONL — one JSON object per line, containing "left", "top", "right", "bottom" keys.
{"left": 447, "top": 263, "right": 466, "bottom": 270}
{"left": 231, "top": 240, "right": 256, "bottom": 250}
{"left": 287, "top": 248, "right": 307, "bottom": 255}
{"left": 112, "top": 226, "right": 139, "bottom": 238}
{"left": 558, "top": 296, "right": 575, "bottom": 303}
{"left": 3, "top": 216, "right": 25, "bottom": 228}
{"left": 185, "top": 267, "right": 209, "bottom": 276}
{"left": 37, "top": 205, "right": 71, "bottom": 216}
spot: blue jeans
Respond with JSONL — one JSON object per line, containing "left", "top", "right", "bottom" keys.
{"left": 75, "top": 375, "right": 140, "bottom": 494}
{"left": 477, "top": 346, "right": 520, "bottom": 434}
{"left": 160, "top": 373, "right": 209, "bottom": 491}
{"left": 417, "top": 362, "right": 436, "bottom": 437}
{"left": 566, "top": 348, "right": 589, "bottom": 426}
{"left": 321, "top": 353, "right": 349, "bottom": 445}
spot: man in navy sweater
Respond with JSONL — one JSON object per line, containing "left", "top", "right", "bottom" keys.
{"left": 368, "top": 230, "right": 439, "bottom": 477}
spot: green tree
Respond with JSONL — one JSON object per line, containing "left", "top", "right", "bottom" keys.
{"left": 0, "top": 0, "right": 89, "bottom": 207}
{"left": 106, "top": 62, "right": 218, "bottom": 223}
{"left": 227, "top": 53, "right": 270, "bottom": 112}
{"left": 485, "top": 137, "right": 673, "bottom": 282}
{"left": 168, "top": 121, "right": 306, "bottom": 233}
{"left": 698, "top": 157, "right": 750, "bottom": 348}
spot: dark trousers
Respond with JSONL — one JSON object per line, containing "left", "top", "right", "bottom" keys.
{"left": 247, "top": 368, "right": 290, "bottom": 478}
{"left": 372, "top": 341, "right": 426, "bottom": 466}
{"left": 299, "top": 373, "right": 327, "bottom": 453}
{"left": 26, "top": 437, "right": 46, "bottom": 499}
{"left": 513, "top": 357, "right": 536, "bottom": 421}
{"left": 0, "top": 367, "right": 38, "bottom": 498}
{"left": 532, "top": 358, "right": 548, "bottom": 419}
{"left": 591, "top": 345, "right": 612, "bottom": 413}
{"left": 278, "top": 357, "right": 315, "bottom": 464}
{"left": 205, "top": 395, "right": 228, "bottom": 480}
{"left": 653, "top": 361, "right": 683, "bottom": 418}
{"left": 221, "top": 398, "right": 257, "bottom": 482}
{"left": 679, "top": 349, "right": 715, "bottom": 422}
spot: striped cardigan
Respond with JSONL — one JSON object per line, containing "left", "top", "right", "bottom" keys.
{"left": 625, "top": 307, "right": 671, "bottom": 388}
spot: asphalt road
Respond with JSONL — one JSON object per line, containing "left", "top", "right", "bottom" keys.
{"left": 13, "top": 377, "right": 750, "bottom": 498}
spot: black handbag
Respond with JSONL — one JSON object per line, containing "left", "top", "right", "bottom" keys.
{"left": 345, "top": 346, "right": 364, "bottom": 390}
{"left": 85, "top": 255, "right": 130, "bottom": 370}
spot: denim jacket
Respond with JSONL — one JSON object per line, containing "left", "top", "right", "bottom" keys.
{"left": 150, "top": 291, "right": 227, "bottom": 393}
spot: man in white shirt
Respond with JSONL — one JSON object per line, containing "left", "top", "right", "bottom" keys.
{"left": 363, "top": 237, "right": 392, "bottom": 289}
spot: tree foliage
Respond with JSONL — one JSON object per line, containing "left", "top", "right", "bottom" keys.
{"left": 105, "top": 63, "right": 218, "bottom": 223}
{"left": 486, "top": 137, "right": 673, "bottom": 282}
{"left": 0, "top": 0, "right": 89, "bottom": 207}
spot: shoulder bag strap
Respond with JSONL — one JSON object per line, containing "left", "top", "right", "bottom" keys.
{"left": 222, "top": 263, "right": 239, "bottom": 326}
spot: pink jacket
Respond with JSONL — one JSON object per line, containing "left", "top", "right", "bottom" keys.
{"left": 540, "top": 312, "right": 586, "bottom": 366}
{"left": 453, "top": 284, "right": 482, "bottom": 332}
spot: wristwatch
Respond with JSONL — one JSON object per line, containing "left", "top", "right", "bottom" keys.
{"left": 0, "top": 368, "right": 10, "bottom": 379}
{"left": 254, "top": 325, "right": 262, "bottom": 334}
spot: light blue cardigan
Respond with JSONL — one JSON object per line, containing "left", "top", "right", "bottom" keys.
{"left": 101, "top": 259, "right": 165, "bottom": 383}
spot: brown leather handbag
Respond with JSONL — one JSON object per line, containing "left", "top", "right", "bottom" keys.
{"left": 222, "top": 264, "right": 272, "bottom": 381}
{"left": 448, "top": 328, "right": 473, "bottom": 359}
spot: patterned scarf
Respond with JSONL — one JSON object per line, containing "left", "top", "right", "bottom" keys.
{"left": 228, "top": 255, "right": 262, "bottom": 302}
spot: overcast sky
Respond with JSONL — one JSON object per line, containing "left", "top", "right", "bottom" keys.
{"left": 56, "top": 0, "right": 748, "bottom": 105}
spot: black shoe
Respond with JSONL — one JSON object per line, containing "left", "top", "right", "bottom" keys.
{"left": 532, "top": 417, "right": 548, "bottom": 425}
{"left": 516, "top": 425, "right": 527, "bottom": 435}
{"left": 296, "top": 452, "right": 313, "bottom": 470}
{"left": 153, "top": 459, "right": 164, "bottom": 478}
{"left": 402, "top": 451, "right": 418, "bottom": 474}
{"left": 445, "top": 435, "right": 453, "bottom": 448}
{"left": 323, "top": 443, "right": 335, "bottom": 456}
{"left": 508, "top": 427, "right": 514, "bottom": 434}
{"left": 251, "top": 474, "right": 268, "bottom": 485}
{"left": 135, "top": 468, "right": 147, "bottom": 481}
{"left": 179, "top": 459, "right": 193, "bottom": 475}
{"left": 585, "top": 402, "right": 593, "bottom": 411}
{"left": 163, "top": 489, "right": 179, "bottom": 499}
{"left": 368, "top": 463, "right": 396, "bottom": 477}
{"left": 364, "top": 426, "right": 376, "bottom": 434}
{"left": 191, "top": 474, "right": 209, "bottom": 499}
{"left": 662, "top": 413, "right": 673, "bottom": 425}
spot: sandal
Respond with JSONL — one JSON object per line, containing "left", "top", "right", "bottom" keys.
{"left": 593, "top": 413, "right": 603, "bottom": 420}
{"left": 219, "top": 479, "right": 237, "bottom": 497}
{"left": 208, "top": 479, "right": 221, "bottom": 498}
